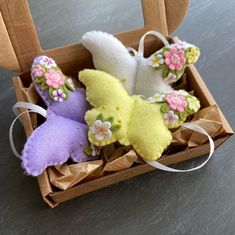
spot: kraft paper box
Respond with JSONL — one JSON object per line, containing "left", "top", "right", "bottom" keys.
{"left": 0, "top": 0, "right": 233, "bottom": 207}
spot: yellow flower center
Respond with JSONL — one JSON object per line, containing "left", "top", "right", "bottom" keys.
{"left": 96, "top": 125, "right": 109, "bottom": 135}
{"left": 152, "top": 57, "right": 160, "bottom": 65}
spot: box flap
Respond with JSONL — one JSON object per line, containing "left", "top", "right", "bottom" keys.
{"left": 0, "top": 0, "right": 189, "bottom": 73}
{"left": 0, "top": 12, "right": 20, "bottom": 71}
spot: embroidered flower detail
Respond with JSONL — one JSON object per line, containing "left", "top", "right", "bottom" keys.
{"left": 166, "top": 91, "right": 188, "bottom": 112}
{"left": 159, "top": 90, "right": 200, "bottom": 129}
{"left": 164, "top": 47, "right": 186, "bottom": 71}
{"left": 185, "top": 47, "right": 200, "bottom": 64}
{"left": 45, "top": 69, "right": 65, "bottom": 89}
{"left": 83, "top": 144, "right": 101, "bottom": 157}
{"left": 92, "top": 120, "right": 112, "bottom": 141}
{"left": 151, "top": 54, "right": 164, "bottom": 68}
{"left": 164, "top": 110, "right": 179, "bottom": 125}
{"left": 52, "top": 89, "right": 66, "bottom": 102}
{"left": 164, "top": 72, "right": 177, "bottom": 84}
{"left": 40, "top": 56, "right": 57, "bottom": 68}
{"left": 67, "top": 78, "right": 75, "bottom": 89}
{"left": 148, "top": 93, "right": 166, "bottom": 103}
{"left": 175, "top": 40, "right": 188, "bottom": 50}
{"left": 31, "top": 67, "right": 45, "bottom": 78}
{"left": 91, "top": 144, "right": 101, "bottom": 156}
{"left": 186, "top": 95, "right": 200, "bottom": 112}
{"left": 32, "top": 56, "right": 43, "bottom": 67}
{"left": 178, "top": 90, "right": 189, "bottom": 97}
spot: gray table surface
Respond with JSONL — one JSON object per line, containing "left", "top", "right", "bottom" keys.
{"left": 0, "top": 0, "right": 235, "bottom": 234}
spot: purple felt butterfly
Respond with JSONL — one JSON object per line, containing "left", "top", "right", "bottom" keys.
{"left": 22, "top": 56, "right": 95, "bottom": 176}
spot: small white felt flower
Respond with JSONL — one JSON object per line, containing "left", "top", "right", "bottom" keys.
{"left": 91, "top": 144, "right": 101, "bottom": 156}
{"left": 148, "top": 96, "right": 156, "bottom": 103}
{"left": 148, "top": 93, "right": 166, "bottom": 103}
{"left": 164, "top": 73, "right": 177, "bottom": 84}
{"left": 151, "top": 54, "right": 164, "bottom": 68}
{"left": 92, "top": 120, "right": 112, "bottom": 141}
{"left": 52, "top": 89, "right": 66, "bottom": 102}
{"left": 40, "top": 56, "right": 57, "bottom": 68}
{"left": 178, "top": 90, "right": 189, "bottom": 97}
{"left": 164, "top": 110, "right": 179, "bottom": 125}
{"left": 175, "top": 40, "right": 188, "bottom": 50}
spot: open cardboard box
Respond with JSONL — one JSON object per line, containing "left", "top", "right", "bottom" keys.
{"left": 1, "top": 0, "right": 233, "bottom": 207}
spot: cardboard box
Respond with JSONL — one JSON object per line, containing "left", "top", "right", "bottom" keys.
{"left": 1, "top": 0, "right": 233, "bottom": 207}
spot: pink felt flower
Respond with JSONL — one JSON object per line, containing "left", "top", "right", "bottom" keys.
{"left": 164, "top": 110, "right": 179, "bottom": 125}
{"left": 164, "top": 47, "right": 186, "bottom": 71}
{"left": 166, "top": 91, "right": 188, "bottom": 112}
{"left": 32, "top": 67, "right": 45, "bottom": 78}
{"left": 45, "top": 69, "right": 65, "bottom": 89}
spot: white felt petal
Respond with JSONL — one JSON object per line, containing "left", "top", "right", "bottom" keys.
{"left": 102, "top": 121, "right": 111, "bottom": 129}
{"left": 81, "top": 31, "right": 137, "bottom": 94}
{"left": 52, "top": 90, "right": 57, "bottom": 96}
{"left": 95, "top": 134, "right": 104, "bottom": 141}
{"left": 91, "top": 126, "right": 97, "bottom": 134}
{"left": 57, "top": 89, "right": 63, "bottom": 95}
{"left": 106, "top": 130, "right": 112, "bottom": 138}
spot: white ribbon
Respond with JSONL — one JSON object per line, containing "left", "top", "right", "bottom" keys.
{"left": 12, "top": 101, "right": 47, "bottom": 117}
{"left": 10, "top": 103, "right": 214, "bottom": 172}
{"left": 128, "top": 31, "right": 215, "bottom": 171}
{"left": 145, "top": 122, "right": 215, "bottom": 172}
{"left": 128, "top": 31, "right": 169, "bottom": 57}
{"left": 138, "top": 30, "right": 169, "bottom": 57}
{"left": 9, "top": 102, "right": 47, "bottom": 159}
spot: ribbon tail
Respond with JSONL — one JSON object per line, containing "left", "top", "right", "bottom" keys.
{"left": 144, "top": 123, "right": 215, "bottom": 173}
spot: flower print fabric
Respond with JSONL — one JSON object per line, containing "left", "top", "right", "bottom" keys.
{"left": 45, "top": 70, "right": 65, "bottom": 89}
{"left": 166, "top": 91, "right": 188, "bottom": 113}
{"left": 148, "top": 90, "right": 200, "bottom": 129}
{"left": 92, "top": 120, "right": 112, "bottom": 141}
{"left": 164, "top": 47, "right": 186, "bottom": 71}
{"left": 31, "top": 56, "right": 75, "bottom": 102}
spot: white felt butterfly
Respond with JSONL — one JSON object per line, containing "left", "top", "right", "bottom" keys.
{"left": 81, "top": 31, "right": 200, "bottom": 98}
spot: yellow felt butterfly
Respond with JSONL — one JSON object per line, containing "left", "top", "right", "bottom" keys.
{"left": 79, "top": 69, "right": 173, "bottom": 160}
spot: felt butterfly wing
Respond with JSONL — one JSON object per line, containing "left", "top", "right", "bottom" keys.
{"left": 21, "top": 56, "right": 93, "bottom": 176}
{"left": 22, "top": 112, "right": 90, "bottom": 176}
{"left": 79, "top": 69, "right": 172, "bottom": 160}
{"left": 81, "top": 31, "right": 137, "bottom": 94}
{"left": 81, "top": 31, "right": 200, "bottom": 98}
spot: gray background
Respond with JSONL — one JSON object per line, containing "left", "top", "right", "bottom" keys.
{"left": 0, "top": 0, "right": 235, "bottom": 234}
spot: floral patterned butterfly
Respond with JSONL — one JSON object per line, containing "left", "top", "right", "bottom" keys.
{"left": 81, "top": 31, "right": 200, "bottom": 97}
{"left": 79, "top": 69, "right": 200, "bottom": 161}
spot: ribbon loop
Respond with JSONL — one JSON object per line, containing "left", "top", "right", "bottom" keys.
{"left": 138, "top": 31, "right": 169, "bottom": 57}
{"left": 9, "top": 102, "right": 47, "bottom": 159}
{"left": 10, "top": 102, "right": 215, "bottom": 172}
{"left": 12, "top": 101, "right": 47, "bottom": 117}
